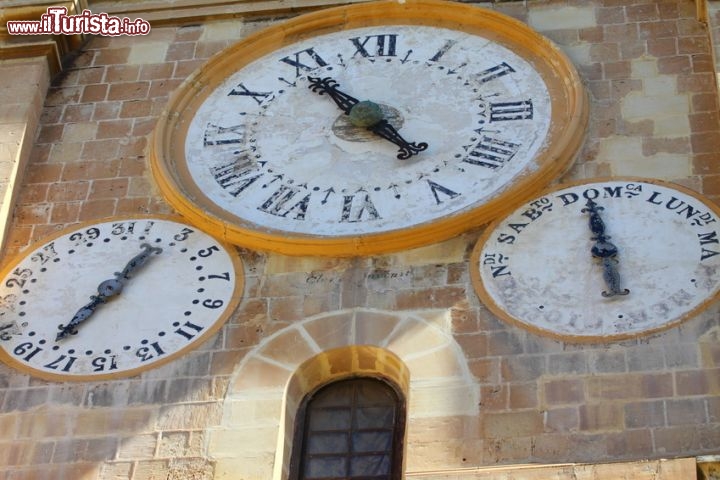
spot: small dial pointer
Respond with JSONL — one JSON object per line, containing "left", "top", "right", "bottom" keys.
{"left": 56, "top": 243, "right": 163, "bottom": 341}
{"left": 582, "top": 199, "right": 629, "bottom": 298}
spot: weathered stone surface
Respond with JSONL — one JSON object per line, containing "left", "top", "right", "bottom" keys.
{"left": 1, "top": 1, "right": 720, "bottom": 479}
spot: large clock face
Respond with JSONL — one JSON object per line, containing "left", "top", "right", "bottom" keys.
{"left": 471, "top": 179, "right": 720, "bottom": 341}
{"left": 151, "top": 0, "right": 587, "bottom": 255}
{"left": 0, "top": 216, "right": 243, "bottom": 381}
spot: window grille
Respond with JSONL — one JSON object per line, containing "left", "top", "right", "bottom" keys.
{"left": 294, "top": 377, "right": 405, "bottom": 480}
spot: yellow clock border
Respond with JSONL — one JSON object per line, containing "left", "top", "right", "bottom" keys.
{"left": 470, "top": 177, "right": 720, "bottom": 343}
{"left": 150, "top": 0, "right": 589, "bottom": 257}
{"left": 0, "top": 214, "right": 244, "bottom": 382}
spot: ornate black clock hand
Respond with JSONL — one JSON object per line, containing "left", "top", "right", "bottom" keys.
{"left": 307, "top": 76, "right": 358, "bottom": 115}
{"left": 582, "top": 199, "right": 629, "bottom": 298}
{"left": 56, "top": 243, "right": 163, "bottom": 341}
{"left": 307, "top": 76, "right": 428, "bottom": 160}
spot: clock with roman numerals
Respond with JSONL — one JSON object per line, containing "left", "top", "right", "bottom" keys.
{"left": 0, "top": 216, "right": 243, "bottom": 381}
{"left": 151, "top": 0, "right": 588, "bottom": 256}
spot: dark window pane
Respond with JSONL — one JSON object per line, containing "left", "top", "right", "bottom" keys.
{"left": 308, "top": 433, "right": 349, "bottom": 454}
{"left": 352, "top": 431, "right": 392, "bottom": 453}
{"left": 350, "top": 454, "right": 390, "bottom": 476}
{"left": 312, "top": 383, "right": 354, "bottom": 407}
{"left": 355, "top": 381, "right": 395, "bottom": 406}
{"left": 305, "top": 456, "right": 347, "bottom": 478}
{"left": 309, "top": 407, "right": 352, "bottom": 430}
{"left": 354, "top": 406, "right": 394, "bottom": 428}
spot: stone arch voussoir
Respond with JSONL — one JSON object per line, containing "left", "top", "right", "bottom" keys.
{"left": 209, "top": 308, "right": 479, "bottom": 479}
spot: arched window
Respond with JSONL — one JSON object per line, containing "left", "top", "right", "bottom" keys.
{"left": 292, "top": 377, "right": 405, "bottom": 480}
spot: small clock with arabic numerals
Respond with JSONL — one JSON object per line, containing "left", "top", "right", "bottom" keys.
{"left": 0, "top": 216, "right": 243, "bottom": 381}
{"left": 150, "top": 0, "right": 588, "bottom": 256}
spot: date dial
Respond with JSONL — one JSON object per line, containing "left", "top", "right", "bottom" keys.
{"left": 0, "top": 216, "right": 243, "bottom": 381}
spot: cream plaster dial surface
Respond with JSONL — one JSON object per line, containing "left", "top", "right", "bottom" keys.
{"left": 472, "top": 180, "right": 720, "bottom": 340}
{"left": 185, "top": 25, "right": 550, "bottom": 235}
{"left": 152, "top": 0, "right": 587, "bottom": 255}
{"left": 0, "top": 217, "right": 242, "bottom": 380}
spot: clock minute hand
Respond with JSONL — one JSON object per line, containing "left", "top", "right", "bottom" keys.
{"left": 582, "top": 199, "right": 629, "bottom": 298}
{"left": 308, "top": 76, "right": 358, "bottom": 115}
{"left": 307, "top": 76, "right": 428, "bottom": 160}
{"left": 56, "top": 243, "right": 163, "bottom": 341}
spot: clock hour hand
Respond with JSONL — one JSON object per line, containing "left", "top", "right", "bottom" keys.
{"left": 582, "top": 199, "right": 629, "bottom": 298}
{"left": 307, "top": 76, "right": 428, "bottom": 160}
{"left": 56, "top": 243, "right": 162, "bottom": 341}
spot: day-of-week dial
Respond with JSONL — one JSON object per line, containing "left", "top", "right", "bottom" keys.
{"left": 471, "top": 180, "right": 720, "bottom": 341}
{"left": 185, "top": 25, "right": 550, "bottom": 237}
{"left": 0, "top": 217, "right": 242, "bottom": 380}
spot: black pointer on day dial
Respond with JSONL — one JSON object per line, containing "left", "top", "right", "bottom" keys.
{"left": 307, "top": 76, "right": 428, "bottom": 159}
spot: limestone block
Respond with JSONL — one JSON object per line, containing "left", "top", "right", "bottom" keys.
{"left": 157, "top": 402, "right": 223, "bottom": 430}
{"left": 595, "top": 135, "right": 691, "bottom": 178}
{"left": 410, "top": 380, "right": 479, "bottom": 417}
{"left": 654, "top": 116, "right": 691, "bottom": 136}
{"left": 0, "top": 122, "right": 26, "bottom": 148}
{"left": 354, "top": 310, "right": 404, "bottom": 345}
{"left": 482, "top": 410, "right": 544, "bottom": 439}
{"left": 48, "top": 142, "right": 83, "bottom": 163}
{"left": 406, "top": 438, "right": 469, "bottom": 472}
{"left": 622, "top": 91, "right": 689, "bottom": 120}
{"left": 265, "top": 253, "right": 349, "bottom": 274}
{"left": 257, "top": 327, "right": 318, "bottom": 368}
{"left": 63, "top": 122, "right": 98, "bottom": 143}
{"left": 405, "top": 458, "right": 696, "bottom": 478}
{"left": 528, "top": 6, "right": 597, "bottom": 31}
{"left": 404, "top": 344, "right": 467, "bottom": 379}
{"left": 562, "top": 44, "right": 592, "bottom": 65}
{"left": 385, "top": 319, "right": 450, "bottom": 357}
{"left": 394, "top": 234, "right": 469, "bottom": 266}
{"left": 632, "top": 59, "right": 659, "bottom": 78}
{"left": 127, "top": 42, "right": 169, "bottom": 65}
{"left": 208, "top": 426, "right": 279, "bottom": 456}
{"left": 214, "top": 455, "right": 275, "bottom": 480}
{"left": 302, "top": 311, "right": 354, "bottom": 350}
{"left": 99, "top": 462, "right": 133, "bottom": 479}
{"left": 116, "top": 434, "right": 158, "bottom": 460}
{"left": 614, "top": 153, "right": 691, "bottom": 178}
{"left": 231, "top": 356, "right": 293, "bottom": 392}
{"left": 644, "top": 76, "right": 677, "bottom": 97}
{"left": 225, "top": 394, "right": 283, "bottom": 427}
{"left": 201, "top": 20, "right": 246, "bottom": 42}
{"left": 157, "top": 431, "right": 192, "bottom": 458}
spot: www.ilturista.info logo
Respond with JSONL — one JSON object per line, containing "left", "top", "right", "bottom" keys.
{"left": 7, "top": 7, "right": 151, "bottom": 36}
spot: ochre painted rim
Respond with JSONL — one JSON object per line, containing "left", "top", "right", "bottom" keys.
{"left": 150, "top": 0, "right": 589, "bottom": 256}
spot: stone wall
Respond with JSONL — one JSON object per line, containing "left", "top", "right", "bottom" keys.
{"left": 1, "top": 0, "right": 720, "bottom": 479}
